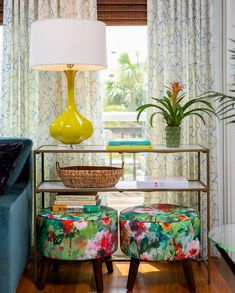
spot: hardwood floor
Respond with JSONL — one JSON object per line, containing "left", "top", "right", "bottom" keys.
{"left": 17, "top": 259, "right": 234, "bottom": 293}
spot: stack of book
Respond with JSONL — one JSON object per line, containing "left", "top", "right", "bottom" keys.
{"left": 136, "top": 176, "right": 189, "bottom": 188}
{"left": 52, "top": 194, "right": 100, "bottom": 212}
{"left": 106, "top": 138, "right": 152, "bottom": 150}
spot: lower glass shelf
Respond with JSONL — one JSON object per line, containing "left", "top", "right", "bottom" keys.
{"left": 36, "top": 180, "right": 207, "bottom": 193}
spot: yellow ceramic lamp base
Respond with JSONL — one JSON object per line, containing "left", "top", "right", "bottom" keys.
{"left": 50, "top": 70, "right": 93, "bottom": 144}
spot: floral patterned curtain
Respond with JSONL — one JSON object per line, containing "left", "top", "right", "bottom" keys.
{"left": 146, "top": 0, "right": 220, "bottom": 254}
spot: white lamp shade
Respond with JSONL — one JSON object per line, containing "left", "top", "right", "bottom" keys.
{"left": 30, "top": 18, "right": 107, "bottom": 71}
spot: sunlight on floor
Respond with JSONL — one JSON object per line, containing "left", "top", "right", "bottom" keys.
{"left": 115, "top": 263, "right": 160, "bottom": 276}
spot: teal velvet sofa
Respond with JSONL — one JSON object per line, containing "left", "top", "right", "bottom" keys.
{"left": 0, "top": 138, "right": 32, "bottom": 293}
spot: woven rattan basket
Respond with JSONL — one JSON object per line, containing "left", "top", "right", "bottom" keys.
{"left": 56, "top": 161, "right": 124, "bottom": 188}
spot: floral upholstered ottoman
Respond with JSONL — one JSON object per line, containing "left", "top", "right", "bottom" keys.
{"left": 120, "top": 204, "right": 200, "bottom": 292}
{"left": 36, "top": 206, "right": 118, "bottom": 292}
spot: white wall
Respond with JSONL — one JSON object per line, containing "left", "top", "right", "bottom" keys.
{"left": 214, "top": 0, "right": 224, "bottom": 226}
{"left": 225, "top": 124, "right": 235, "bottom": 223}
{"left": 223, "top": 0, "right": 235, "bottom": 223}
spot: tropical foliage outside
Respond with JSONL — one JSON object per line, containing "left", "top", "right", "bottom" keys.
{"left": 103, "top": 52, "right": 147, "bottom": 112}
{"left": 101, "top": 52, "right": 147, "bottom": 177}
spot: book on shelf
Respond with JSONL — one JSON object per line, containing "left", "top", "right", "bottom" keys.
{"left": 106, "top": 145, "right": 153, "bottom": 150}
{"left": 108, "top": 138, "right": 151, "bottom": 146}
{"left": 56, "top": 195, "right": 97, "bottom": 201}
{"left": 52, "top": 205, "right": 83, "bottom": 212}
{"left": 56, "top": 191, "right": 97, "bottom": 196}
{"left": 52, "top": 205, "right": 100, "bottom": 213}
{"left": 136, "top": 176, "right": 189, "bottom": 188}
{"left": 54, "top": 200, "right": 98, "bottom": 206}
{"left": 52, "top": 194, "right": 100, "bottom": 212}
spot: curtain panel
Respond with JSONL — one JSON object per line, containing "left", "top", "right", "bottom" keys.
{"left": 0, "top": 0, "right": 106, "bottom": 209}
{"left": 0, "top": 0, "right": 103, "bottom": 148}
{"left": 146, "top": 0, "right": 219, "bottom": 254}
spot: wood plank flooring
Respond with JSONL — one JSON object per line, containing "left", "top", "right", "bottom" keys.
{"left": 17, "top": 259, "right": 234, "bottom": 293}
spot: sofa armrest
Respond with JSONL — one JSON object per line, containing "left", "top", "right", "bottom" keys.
{"left": 0, "top": 138, "right": 33, "bottom": 191}
{"left": 16, "top": 152, "right": 32, "bottom": 186}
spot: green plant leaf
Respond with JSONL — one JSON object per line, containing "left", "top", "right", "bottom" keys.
{"left": 136, "top": 103, "right": 170, "bottom": 122}
{"left": 150, "top": 112, "right": 161, "bottom": 126}
{"left": 216, "top": 102, "right": 235, "bottom": 115}
{"left": 215, "top": 98, "right": 234, "bottom": 110}
{"left": 166, "top": 90, "right": 173, "bottom": 98}
{"left": 201, "top": 91, "right": 235, "bottom": 103}
{"left": 151, "top": 97, "right": 174, "bottom": 116}
{"left": 136, "top": 105, "right": 151, "bottom": 122}
{"left": 184, "top": 108, "right": 216, "bottom": 120}
{"left": 182, "top": 98, "right": 215, "bottom": 112}
{"left": 136, "top": 104, "right": 156, "bottom": 112}
{"left": 221, "top": 113, "right": 235, "bottom": 120}
{"left": 176, "top": 93, "right": 187, "bottom": 105}
{"left": 162, "top": 97, "right": 175, "bottom": 115}
{"left": 184, "top": 112, "right": 206, "bottom": 125}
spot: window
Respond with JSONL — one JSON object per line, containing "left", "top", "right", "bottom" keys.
{"left": 98, "top": 0, "right": 147, "bottom": 142}
{"left": 100, "top": 26, "right": 147, "bottom": 178}
{"left": 97, "top": 1, "right": 147, "bottom": 177}
{"left": 100, "top": 26, "right": 147, "bottom": 141}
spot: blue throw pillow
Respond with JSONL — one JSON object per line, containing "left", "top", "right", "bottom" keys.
{"left": 0, "top": 142, "right": 24, "bottom": 193}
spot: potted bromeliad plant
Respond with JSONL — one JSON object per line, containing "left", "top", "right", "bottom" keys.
{"left": 136, "top": 81, "right": 218, "bottom": 147}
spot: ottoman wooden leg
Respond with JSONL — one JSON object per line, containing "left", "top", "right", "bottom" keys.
{"left": 52, "top": 259, "right": 60, "bottom": 272}
{"left": 127, "top": 258, "right": 140, "bottom": 291}
{"left": 92, "top": 259, "right": 103, "bottom": 292}
{"left": 36, "top": 257, "right": 52, "bottom": 290}
{"left": 105, "top": 255, "right": 114, "bottom": 273}
{"left": 182, "top": 259, "right": 196, "bottom": 292}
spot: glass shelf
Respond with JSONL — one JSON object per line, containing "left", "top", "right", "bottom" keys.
{"left": 35, "top": 144, "right": 209, "bottom": 154}
{"left": 36, "top": 180, "right": 207, "bottom": 193}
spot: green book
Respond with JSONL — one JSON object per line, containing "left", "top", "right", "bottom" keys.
{"left": 83, "top": 205, "right": 100, "bottom": 213}
{"left": 108, "top": 139, "right": 151, "bottom": 146}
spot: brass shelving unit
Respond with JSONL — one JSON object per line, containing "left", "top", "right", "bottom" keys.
{"left": 34, "top": 144, "right": 211, "bottom": 283}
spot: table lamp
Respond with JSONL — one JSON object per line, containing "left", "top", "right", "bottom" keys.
{"left": 29, "top": 18, "right": 107, "bottom": 144}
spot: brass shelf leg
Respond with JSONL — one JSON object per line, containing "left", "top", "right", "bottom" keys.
{"left": 33, "top": 150, "right": 37, "bottom": 281}
{"left": 206, "top": 150, "right": 211, "bottom": 284}
{"left": 41, "top": 153, "right": 45, "bottom": 209}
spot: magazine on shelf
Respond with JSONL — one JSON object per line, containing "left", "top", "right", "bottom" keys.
{"left": 136, "top": 176, "right": 189, "bottom": 188}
